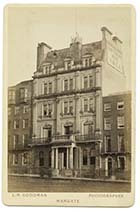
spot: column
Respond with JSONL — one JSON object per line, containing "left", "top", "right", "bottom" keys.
{"left": 79, "top": 147, "right": 82, "bottom": 170}
{"left": 51, "top": 148, "right": 54, "bottom": 169}
{"left": 55, "top": 148, "right": 58, "bottom": 169}
{"left": 70, "top": 147, "right": 73, "bottom": 169}
{"left": 61, "top": 153, "right": 64, "bottom": 169}
{"left": 66, "top": 148, "right": 69, "bottom": 169}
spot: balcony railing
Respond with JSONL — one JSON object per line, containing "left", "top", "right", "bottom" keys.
{"left": 75, "top": 134, "right": 96, "bottom": 141}
{"left": 31, "top": 137, "right": 51, "bottom": 145}
{"left": 52, "top": 134, "right": 74, "bottom": 143}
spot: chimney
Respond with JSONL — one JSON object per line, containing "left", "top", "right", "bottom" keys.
{"left": 37, "top": 42, "right": 52, "bottom": 71}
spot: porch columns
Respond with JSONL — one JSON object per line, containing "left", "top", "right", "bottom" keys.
{"left": 66, "top": 148, "right": 69, "bottom": 169}
{"left": 55, "top": 148, "right": 58, "bottom": 169}
{"left": 70, "top": 147, "right": 73, "bottom": 169}
{"left": 51, "top": 148, "right": 55, "bottom": 168}
{"left": 79, "top": 147, "right": 82, "bottom": 169}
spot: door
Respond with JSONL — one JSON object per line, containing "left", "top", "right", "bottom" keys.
{"left": 108, "top": 158, "right": 113, "bottom": 177}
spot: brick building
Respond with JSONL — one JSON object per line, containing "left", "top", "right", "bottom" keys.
{"left": 8, "top": 80, "right": 33, "bottom": 174}
{"left": 101, "top": 92, "right": 131, "bottom": 180}
{"left": 29, "top": 26, "right": 127, "bottom": 178}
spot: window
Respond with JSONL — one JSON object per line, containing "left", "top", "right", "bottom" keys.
{"left": 64, "top": 79, "right": 68, "bottom": 91}
{"left": 84, "top": 99, "right": 88, "bottom": 112}
{"left": 8, "top": 90, "right": 15, "bottom": 103}
{"left": 43, "top": 104, "right": 47, "bottom": 116}
{"left": 104, "top": 103, "right": 111, "bottom": 111}
{"left": 22, "top": 134, "right": 28, "bottom": 147}
{"left": 24, "top": 88, "right": 28, "bottom": 98}
{"left": 117, "top": 101, "right": 124, "bottom": 110}
{"left": 43, "top": 103, "right": 52, "bottom": 117}
{"left": 84, "top": 123, "right": 94, "bottom": 136}
{"left": 48, "top": 82, "right": 52, "bottom": 94}
{"left": 83, "top": 149, "right": 88, "bottom": 165}
{"left": 13, "top": 135, "right": 19, "bottom": 149}
{"left": 89, "top": 76, "right": 93, "bottom": 88}
{"left": 84, "top": 76, "right": 88, "bottom": 89}
{"left": 89, "top": 98, "right": 94, "bottom": 112}
{"left": 105, "top": 136, "right": 111, "bottom": 152}
{"left": 64, "top": 101, "right": 68, "bottom": 114}
{"left": 118, "top": 156, "right": 125, "bottom": 170}
{"left": 44, "top": 83, "right": 47, "bottom": 94}
{"left": 117, "top": 116, "right": 125, "bottom": 129}
{"left": 69, "top": 101, "right": 73, "bottom": 114}
{"left": 118, "top": 135, "right": 125, "bottom": 152}
{"left": 104, "top": 118, "right": 111, "bottom": 130}
{"left": 83, "top": 57, "right": 92, "bottom": 67}
{"left": 23, "top": 119, "right": 29, "bottom": 128}
{"left": 39, "top": 151, "right": 44, "bottom": 166}
{"left": 13, "top": 154, "right": 18, "bottom": 165}
{"left": 69, "top": 79, "right": 73, "bottom": 90}
{"left": 45, "top": 65, "right": 51, "bottom": 74}
{"left": 22, "top": 153, "right": 28, "bottom": 165}
{"left": 15, "top": 106, "right": 20, "bottom": 115}
{"left": 23, "top": 105, "right": 29, "bottom": 113}
{"left": 48, "top": 103, "right": 52, "bottom": 117}
{"left": 90, "top": 149, "right": 96, "bottom": 166}
{"left": 14, "top": 120, "right": 19, "bottom": 129}
{"left": 8, "top": 108, "right": 11, "bottom": 116}
{"left": 65, "top": 60, "right": 71, "bottom": 70}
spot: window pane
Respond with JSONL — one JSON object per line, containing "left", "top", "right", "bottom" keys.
{"left": 104, "top": 103, "right": 111, "bottom": 111}
{"left": 64, "top": 79, "right": 68, "bottom": 91}
{"left": 69, "top": 101, "right": 73, "bottom": 114}
{"left": 84, "top": 77, "right": 88, "bottom": 89}
{"left": 117, "top": 116, "right": 124, "bottom": 128}
{"left": 89, "top": 76, "right": 93, "bottom": 88}
{"left": 104, "top": 118, "right": 111, "bottom": 130}
{"left": 69, "top": 79, "right": 73, "bottom": 90}
{"left": 64, "top": 101, "right": 68, "bottom": 114}
{"left": 49, "top": 82, "right": 52, "bottom": 93}
{"left": 84, "top": 99, "right": 88, "bottom": 112}
{"left": 44, "top": 83, "right": 47, "bottom": 94}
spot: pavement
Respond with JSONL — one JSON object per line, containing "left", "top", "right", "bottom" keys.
{"left": 8, "top": 175, "right": 131, "bottom": 192}
{"left": 8, "top": 173, "right": 130, "bottom": 183}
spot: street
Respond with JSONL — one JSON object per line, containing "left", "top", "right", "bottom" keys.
{"left": 8, "top": 176, "right": 131, "bottom": 192}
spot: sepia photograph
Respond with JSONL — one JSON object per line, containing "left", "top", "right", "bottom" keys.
{"left": 3, "top": 4, "right": 135, "bottom": 206}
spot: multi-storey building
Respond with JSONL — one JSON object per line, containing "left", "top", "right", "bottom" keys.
{"left": 30, "top": 26, "right": 127, "bottom": 178}
{"left": 8, "top": 80, "right": 33, "bottom": 174}
{"left": 101, "top": 92, "right": 131, "bottom": 180}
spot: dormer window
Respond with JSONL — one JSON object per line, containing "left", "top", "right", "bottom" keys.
{"left": 82, "top": 55, "right": 96, "bottom": 67}
{"left": 64, "top": 58, "right": 72, "bottom": 70}
{"left": 82, "top": 55, "right": 92, "bottom": 67}
{"left": 43, "top": 63, "right": 52, "bottom": 75}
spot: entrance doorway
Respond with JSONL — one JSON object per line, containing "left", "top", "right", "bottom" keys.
{"left": 58, "top": 148, "right": 67, "bottom": 170}
{"left": 108, "top": 158, "right": 113, "bottom": 177}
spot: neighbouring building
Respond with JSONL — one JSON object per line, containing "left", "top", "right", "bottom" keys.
{"left": 8, "top": 80, "right": 33, "bottom": 174}
{"left": 29, "top": 26, "right": 128, "bottom": 179}
{"left": 101, "top": 92, "right": 131, "bottom": 180}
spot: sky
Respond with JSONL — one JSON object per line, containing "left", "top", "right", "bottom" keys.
{"left": 5, "top": 5, "right": 133, "bottom": 89}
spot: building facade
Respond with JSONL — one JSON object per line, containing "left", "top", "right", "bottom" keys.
{"left": 8, "top": 80, "right": 33, "bottom": 174}
{"left": 29, "top": 26, "right": 129, "bottom": 179}
{"left": 101, "top": 92, "right": 131, "bottom": 180}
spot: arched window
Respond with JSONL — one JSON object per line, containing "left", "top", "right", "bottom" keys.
{"left": 39, "top": 151, "right": 44, "bottom": 166}
{"left": 83, "top": 149, "right": 88, "bottom": 165}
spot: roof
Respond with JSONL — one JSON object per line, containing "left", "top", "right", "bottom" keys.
{"left": 42, "top": 40, "right": 102, "bottom": 68}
